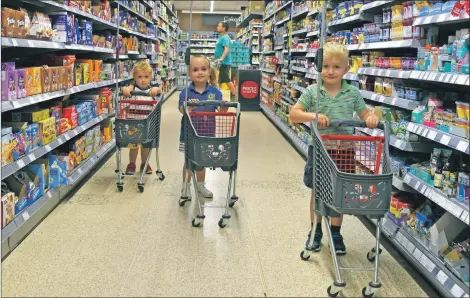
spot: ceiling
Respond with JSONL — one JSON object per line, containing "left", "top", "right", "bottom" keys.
{"left": 172, "top": 1, "right": 249, "bottom": 12}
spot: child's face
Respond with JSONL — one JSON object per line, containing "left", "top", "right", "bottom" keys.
{"left": 134, "top": 70, "right": 152, "bottom": 88}
{"left": 321, "top": 55, "right": 350, "bottom": 86}
{"left": 189, "top": 58, "right": 210, "bottom": 85}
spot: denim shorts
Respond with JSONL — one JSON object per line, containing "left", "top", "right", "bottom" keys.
{"left": 303, "top": 146, "right": 356, "bottom": 189}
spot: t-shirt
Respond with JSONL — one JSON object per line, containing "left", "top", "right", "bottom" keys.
{"left": 179, "top": 83, "right": 223, "bottom": 142}
{"left": 214, "top": 34, "right": 232, "bottom": 65}
{"left": 297, "top": 80, "right": 367, "bottom": 136}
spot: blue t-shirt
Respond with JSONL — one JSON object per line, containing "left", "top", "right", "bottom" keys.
{"left": 215, "top": 34, "right": 231, "bottom": 65}
{"left": 179, "top": 83, "right": 223, "bottom": 142}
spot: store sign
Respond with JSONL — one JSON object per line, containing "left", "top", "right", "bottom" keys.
{"left": 236, "top": 69, "right": 261, "bottom": 111}
{"left": 240, "top": 81, "right": 258, "bottom": 99}
{"left": 202, "top": 14, "right": 241, "bottom": 26}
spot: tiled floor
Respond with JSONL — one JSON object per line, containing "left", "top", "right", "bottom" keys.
{"left": 1, "top": 92, "right": 429, "bottom": 297}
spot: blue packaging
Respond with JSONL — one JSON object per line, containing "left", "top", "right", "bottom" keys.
{"left": 50, "top": 12, "right": 75, "bottom": 43}
{"left": 15, "top": 195, "right": 29, "bottom": 214}
{"left": 49, "top": 154, "right": 68, "bottom": 187}
{"left": 29, "top": 123, "right": 41, "bottom": 149}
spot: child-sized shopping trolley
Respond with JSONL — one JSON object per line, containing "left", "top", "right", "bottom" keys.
{"left": 300, "top": 119, "right": 393, "bottom": 298}
{"left": 179, "top": 100, "right": 241, "bottom": 228}
{"left": 114, "top": 91, "right": 165, "bottom": 193}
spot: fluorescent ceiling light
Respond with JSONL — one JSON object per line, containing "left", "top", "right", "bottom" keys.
{"left": 182, "top": 10, "right": 241, "bottom": 15}
{"left": 210, "top": 1, "right": 214, "bottom": 12}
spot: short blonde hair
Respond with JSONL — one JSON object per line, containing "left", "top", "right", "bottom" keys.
{"left": 132, "top": 61, "right": 153, "bottom": 78}
{"left": 323, "top": 42, "right": 349, "bottom": 63}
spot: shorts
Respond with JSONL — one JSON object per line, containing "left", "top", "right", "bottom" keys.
{"left": 303, "top": 146, "right": 356, "bottom": 189}
{"left": 218, "top": 64, "right": 231, "bottom": 83}
{"left": 179, "top": 142, "right": 185, "bottom": 153}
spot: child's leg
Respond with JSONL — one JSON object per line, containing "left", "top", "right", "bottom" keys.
{"left": 195, "top": 168, "right": 213, "bottom": 198}
{"left": 140, "top": 147, "right": 152, "bottom": 174}
{"left": 126, "top": 148, "right": 138, "bottom": 174}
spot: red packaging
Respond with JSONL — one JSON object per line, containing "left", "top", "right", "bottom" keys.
{"left": 62, "top": 106, "right": 78, "bottom": 129}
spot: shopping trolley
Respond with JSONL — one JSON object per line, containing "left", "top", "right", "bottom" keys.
{"left": 300, "top": 119, "right": 393, "bottom": 298}
{"left": 114, "top": 91, "right": 165, "bottom": 193}
{"left": 179, "top": 100, "right": 241, "bottom": 228}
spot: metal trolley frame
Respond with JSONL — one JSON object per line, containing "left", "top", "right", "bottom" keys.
{"left": 179, "top": 101, "right": 241, "bottom": 228}
{"left": 114, "top": 91, "right": 165, "bottom": 192}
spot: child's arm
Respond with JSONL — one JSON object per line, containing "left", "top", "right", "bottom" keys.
{"left": 215, "top": 90, "right": 229, "bottom": 112}
{"left": 149, "top": 87, "right": 162, "bottom": 97}
{"left": 289, "top": 86, "right": 330, "bottom": 128}
{"left": 122, "top": 85, "right": 134, "bottom": 97}
{"left": 355, "top": 95, "right": 380, "bottom": 128}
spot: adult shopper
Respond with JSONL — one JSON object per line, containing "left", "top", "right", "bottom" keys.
{"left": 215, "top": 21, "right": 237, "bottom": 100}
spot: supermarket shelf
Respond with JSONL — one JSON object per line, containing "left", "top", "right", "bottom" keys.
{"left": 190, "top": 45, "right": 216, "bottom": 48}
{"left": 291, "top": 48, "right": 307, "bottom": 53}
{"left": 306, "top": 30, "right": 320, "bottom": 37}
{"left": 328, "top": 13, "right": 374, "bottom": 28}
{"left": 274, "top": 46, "right": 284, "bottom": 51}
{"left": 1, "top": 139, "right": 116, "bottom": 259}
{"left": 392, "top": 175, "right": 417, "bottom": 193}
{"left": 343, "top": 73, "right": 359, "bottom": 81}
{"left": 39, "top": 0, "right": 117, "bottom": 29}
{"left": 276, "top": 1, "right": 293, "bottom": 13}
{"left": 276, "top": 17, "right": 291, "bottom": 27}
{"left": 237, "top": 13, "right": 264, "bottom": 28}
{"left": 292, "top": 84, "right": 306, "bottom": 93}
{"left": 403, "top": 173, "right": 470, "bottom": 225}
{"left": 160, "top": 1, "right": 177, "bottom": 17}
{"left": 292, "top": 29, "right": 308, "bottom": 36}
{"left": 358, "top": 67, "right": 411, "bottom": 79}
{"left": 348, "top": 39, "right": 424, "bottom": 51}
{"left": 413, "top": 13, "right": 469, "bottom": 27}
{"left": 262, "top": 85, "right": 273, "bottom": 93}
{"left": 1, "top": 78, "right": 131, "bottom": 112}
{"left": 307, "top": 9, "right": 321, "bottom": 17}
{"left": 409, "top": 71, "right": 469, "bottom": 86}
{"left": 406, "top": 122, "right": 469, "bottom": 154}
{"left": 261, "top": 68, "right": 275, "bottom": 74}
{"left": 305, "top": 73, "right": 318, "bottom": 80}
{"left": 273, "top": 77, "right": 282, "bottom": 83}
{"left": 260, "top": 104, "right": 308, "bottom": 157}
{"left": 2, "top": 37, "right": 114, "bottom": 53}
{"left": 190, "top": 39, "right": 217, "bottom": 42}
{"left": 119, "top": 26, "right": 158, "bottom": 41}
{"left": 359, "top": 0, "right": 395, "bottom": 12}
{"left": 360, "top": 90, "right": 421, "bottom": 110}
{"left": 1, "top": 113, "right": 115, "bottom": 180}
{"left": 263, "top": 50, "right": 275, "bottom": 55}
{"left": 281, "top": 68, "right": 289, "bottom": 74}
{"left": 379, "top": 216, "right": 470, "bottom": 298}
{"left": 112, "top": 0, "right": 152, "bottom": 24}
{"left": 291, "top": 66, "right": 307, "bottom": 73}
{"left": 292, "top": 8, "right": 309, "bottom": 19}
{"left": 281, "top": 95, "right": 295, "bottom": 104}
{"left": 356, "top": 127, "right": 432, "bottom": 153}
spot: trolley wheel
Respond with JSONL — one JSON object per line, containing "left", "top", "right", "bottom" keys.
{"left": 156, "top": 171, "right": 165, "bottom": 181}
{"left": 300, "top": 250, "right": 310, "bottom": 261}
{"left": 367, "top": 248, "right": 382, "bottom": 262}
{"left": 191, "top": 218, "right": 201, "bottom": 228}
{"left": 362, "top": 287, "right": 374, "bottom": 298}
{"left": 229, "top": 201, "right": 236, "bottom": 208}
{"left": 117, "top": 185, "right": 124, "bottom": 192}
{"left": 218, "top": 218, "right": 227, "bottom": 228}
{"left": 327, "top": 286, "right": 340, "bottom": 298}
{"left": 138, "top": 185, "right": 144, "bottom": 193}
{"left": 179, "top": 198, "right": 190, "bottom": 207}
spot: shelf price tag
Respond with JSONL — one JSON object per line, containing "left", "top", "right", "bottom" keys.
{"left": 22, "top": 211, "right": 30, "bottom": 221}
{"left": 427, "top": 130, "right": 438, "bottom": 140}
{"left": 404, "top": 174, "right": 412, "bottom": 184}
{"left": 17, "top": 159, "right": 25, "bottom": 169}
{"left": 450, "top": 285, "right": 464, "bottom": 297}
{"left": 440, "top": 134, "right": 451, "bottom": 146}
{"left": 436, "top": 270, "right": 448, "bottom": 285}
{"left": 412, "top": 247, "right": 423, "bottom": 260}
{"left": 456, "top": 75, "right": 468, "bottom": 85}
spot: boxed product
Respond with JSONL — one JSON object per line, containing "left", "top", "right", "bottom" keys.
{"left": 63, "top": 65, "right": 73, "bottom": 89}
{"left": 70, "top": 136, "right": 85, "bottom": 164}
{"left": 27, "top": 123, "right": 42, "bottom": 151}
{"left": 75, "top": 63, "right": 83, "bottom": 86}
{"left": 11, "top": 108, "right": 49, "bottom": 122}
{"left": 15, "top": 68, "right": 26, "bottom": 99}
{"left": 49, "top": 12, "right": 75, "bottom": 43}
{"left": 2, "top": 123, "right": 28, "bottom": 160}
{"left": 38, "top": 117, "right": 57, "bottom": 145}
{"left": 1, "top": 192, "right": 15, "bottom": 228}
{"left": 25, "top": 67, "right": 35, "bottom": 96}
{"left": 41, "top": 66, "right": 52, "bottom": 93}
{"left": 51, "top": 67, "right": 59, "bottom": 91}
{"left": 2, "top": 8, "right": 15, "bottom": 37}
{"left": 1, "top": 62, "right": 17, "bottom": 101}
{"left": 2, "top": 127, "right": 13, "bottom": 166}
{"left": 49, "top": 105, "right": 62, "bottom": 135}
{"left": 63, "top": 106, "right": 78, "bottom": 129}
{"left": 33, "top": 67, "right": 42, "bottom": 95}
{"left": 49, "top": 154, "right": 68, "bottom": 187}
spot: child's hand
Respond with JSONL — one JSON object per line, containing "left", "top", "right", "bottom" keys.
{"left": 122, "top": 86, "right": 133, "bottom": 97}
{"left": 365, "top": 114, "right": 380, "bottom": 129}
{"left": 315, "top": 114, "right": 330, "bottom": 128}
{"left": 188, "top": 98, "right": 199, "bottom": 111}
{"left": 149, "top": 87, "right": 161, "bottom": 97}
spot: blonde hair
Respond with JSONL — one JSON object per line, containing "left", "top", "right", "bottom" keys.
{"left": 323, "top": 42, "right": 349, "bottom": 64}
{"left": 132, "top": 61, "right": 153, "bottom": 78}
{"left": 189, "top": 55, "right": 218, "bottom": 88}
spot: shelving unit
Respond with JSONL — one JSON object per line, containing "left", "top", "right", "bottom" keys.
{"left": 1, "top": 0, "right": 178, "bottom": 258}
{"left": 258, "top": 1, "right": 470, "bottom": 296}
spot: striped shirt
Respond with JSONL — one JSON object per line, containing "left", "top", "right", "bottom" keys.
{"left": 297, "top": 80, "right": 366, "bottom": 136}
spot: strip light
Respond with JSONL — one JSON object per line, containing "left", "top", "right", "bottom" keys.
{"left": 181, "top": 10, "right": 242, "bottom": 15}
{"left": 210, "top": 0, "right": 214, "bottom": 12}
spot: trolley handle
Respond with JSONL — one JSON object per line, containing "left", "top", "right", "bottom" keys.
{"left": 120, "top": 90, "right": 163, "bottom": 101}
{"left": 329, "top": 120, "right": 386, "bottom": 131}
{"left": 185, "top": 101, "right": 239, "bottom": 108}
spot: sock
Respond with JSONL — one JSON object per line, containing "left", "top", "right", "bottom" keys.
{"left": 316, "top": 223, "right": 322, "bottom": 233}
{"left": 331, "top": 225, "right": 341, "bottom": 234}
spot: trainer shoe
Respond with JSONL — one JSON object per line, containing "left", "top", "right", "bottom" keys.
{"left": 196, "top": 182, "right": 213, "bottom": 198}
{"left": 305, "top": 229, "right": 323, "bottom": 252}
{"left": 332, "top": 232, "right": 347, "bottom": 255}
{"left": 140, "top": 164, "right": 152, "bottom": 174}
{"left": 125, "top": 163, "right": 136, "bottom": 175}
{"left": 181, "top": 182, "right": 192, "bottom": 199}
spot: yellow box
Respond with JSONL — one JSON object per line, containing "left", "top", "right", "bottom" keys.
{"left": 75, "top": 63, "right": 83, "bottom": 86}
{"left": 33, "top": 67, "right": 42, "bottom": 95}
{"left": 81, "top": 63, "right": 90, "bottom": 84}
{"left": 38, "top": 117, "right": 57, "bottom": 145}
{"left": 25, "top": 68, "right": 35, "bottom": 96}
{"left": 41, "top": 67, "right": 52, "bottom": 93}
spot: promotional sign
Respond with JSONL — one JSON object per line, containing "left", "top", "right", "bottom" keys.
{"left": 232, "top": 68, "right": 261, "bottom": 111}
{"left": 202, "top": 14, "right": 241, "bottom": 26}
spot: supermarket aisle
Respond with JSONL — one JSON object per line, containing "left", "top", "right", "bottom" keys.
{"left": 1, "top": 92, "right": 428, "bottom": 297}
